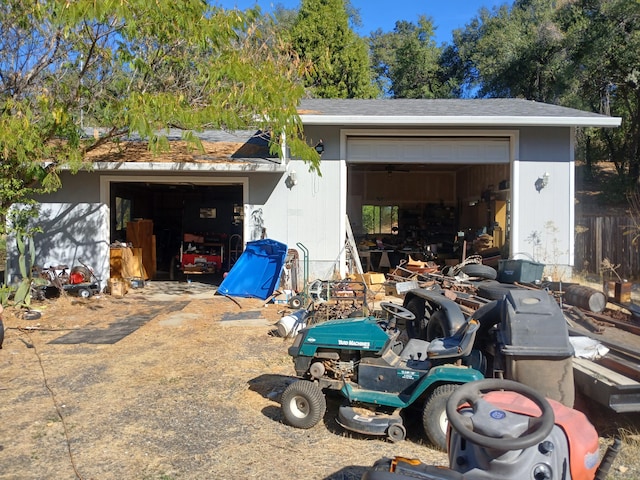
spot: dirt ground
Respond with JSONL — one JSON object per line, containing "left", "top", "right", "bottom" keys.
{"left": 1, "top": 281, "right": 639, "bottom": 480}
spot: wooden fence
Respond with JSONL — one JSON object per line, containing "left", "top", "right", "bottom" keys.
{"left": 574, "top": 215, "right": 640, "bottom": 280}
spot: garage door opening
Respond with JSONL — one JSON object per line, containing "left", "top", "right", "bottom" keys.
{"left": 110, "top": 182, "right": 243, "bottom": 281}
{"left": 347, "top": 162, "right": 510, "bottom": 271}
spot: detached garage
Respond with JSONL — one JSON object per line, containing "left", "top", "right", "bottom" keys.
{"left": 12, "top": 98, "right": 620, "bottom": 288}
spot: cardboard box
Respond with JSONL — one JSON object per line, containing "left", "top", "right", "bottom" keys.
{"left": 355, "top": 272, "right": 386, "bottom": 286}
{"left": 108, "top": 277, "right": 127, "bottom": 297}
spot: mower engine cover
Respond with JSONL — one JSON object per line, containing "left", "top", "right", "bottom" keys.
{"left": 287, "top": 316, "right": 394, "bottom": 377}
{"left": 289, "top": 316, "right": 392, "bottom": 357}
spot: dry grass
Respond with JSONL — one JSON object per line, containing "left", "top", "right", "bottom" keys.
{"left": 0, "top": 282, "right": 639, "bottom": 479}
{"left": 0, "top": 286, "right": 447, "bottom": 480}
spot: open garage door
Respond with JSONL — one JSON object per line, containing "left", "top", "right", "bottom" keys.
{"left": 110, "top": 182, "right": 243, "bottom": 280}
{"left": 346, "top": 136, "right": 511, "bottom": 270}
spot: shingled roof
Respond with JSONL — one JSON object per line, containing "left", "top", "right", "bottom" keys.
{"left": 298, "top": 98, "right": 621, "bottom": 127}
{"left": 83, "top": 98, "right": 620, "bottom": 170}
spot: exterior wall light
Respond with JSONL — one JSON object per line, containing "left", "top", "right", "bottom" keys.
{"left": 535, "top": 172, "right": 550, "bottom": 193}
{"left": 315, "top": 140, "right": 324, "bottom": 155}
{"left": 285, "top": 169, "right": 298, "bottom": 189}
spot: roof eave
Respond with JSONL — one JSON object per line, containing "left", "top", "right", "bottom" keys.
{"left": 299, "top": 115, "right": 622, "bottom": 128}
{"left": 85, "top": 161, "right": 286, "bottom": 173}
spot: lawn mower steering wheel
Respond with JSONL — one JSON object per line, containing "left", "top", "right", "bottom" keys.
{"left": 446, "top": 378, "right": 555, "bottom": 451}
{"left": 380, "top": 302, "right": 415, "bottom": 329}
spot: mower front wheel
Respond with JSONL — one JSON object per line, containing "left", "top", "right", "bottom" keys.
{"left": 387, "top": 423, "right": 406, "bottom": 443}
{"left": 281, "top": 380, "right": 326, "bottom": 429}
{"left": 423, "top": 383, "right": 459, "bottom": 451}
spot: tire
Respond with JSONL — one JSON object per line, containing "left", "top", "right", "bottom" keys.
{"left": 288, "top": 295, "right": 304, "bottom": 309}
{"left": 423, "top": 383, "right": 459, "bottom": 451}
{"left": 460, "top": 264, "right": 497, "bottom": 280}
{"left": 281, "top": 380, "right": 326, "bottom": 429}
{"left": 477, "top": 282, "right": 520, "bottom": 301}
{"left": 425, "top": 310, "right": 448, "bottom": 341}
{"left": 404, "top": 297, "right": 426, "bottom": 339}
{"left": 78, "top": 288, "right": 92, "bottom": 299}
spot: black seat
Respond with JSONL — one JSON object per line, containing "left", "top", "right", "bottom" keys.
{"left": 427, "top": 319, "right": 480, "bottom": 359}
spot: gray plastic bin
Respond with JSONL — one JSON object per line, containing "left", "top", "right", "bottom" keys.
{"left": 498, "top": 289, "right": 575, "bottom": 407}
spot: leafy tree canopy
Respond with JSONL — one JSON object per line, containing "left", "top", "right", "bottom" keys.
{"left": 0, "top": 0, "right": 320, "bottom": 234}
{"left": 452, "top": 0, "right": 567, "bottom": 102}
{"left": 451, "top": 0, "right": 640, "bottom": 189}
{"left": 287, "top": 0, "right": 378, "bottom": 98}
{"left": 370, "top": 16, "right": 460, "bottom": 98}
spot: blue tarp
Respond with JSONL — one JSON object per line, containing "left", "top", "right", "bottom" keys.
{"left": 216, "top": 239, "right": 288, "bottom": 300}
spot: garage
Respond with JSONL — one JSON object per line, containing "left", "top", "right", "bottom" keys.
{"left": 108, "top": 180, "right": 245, "bottom": 280}
{"left": 18, "top": 98, "right": 620, "bottom": 289}
{"left": 346, "top": 134, "right": 512, "bottom": 269}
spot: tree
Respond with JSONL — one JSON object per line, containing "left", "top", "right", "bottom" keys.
{"left": 287, "top": 0, "right": 378, "bottom": 98}
{"left": 370, "top": 16, "right": 459, "bottom": 98}
{"left": 0, "top": 0, "right": 320, "bottom": 236}
{"left": 452, "top": 1, "right": 568, "bottom": 102}
{"left": 451, "top": 0, "right": 640, "bottom": 192}
{"left": 560, "top": 0, "right": 640, "bottom": 187}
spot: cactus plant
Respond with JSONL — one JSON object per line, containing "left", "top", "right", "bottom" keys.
{"left": 13, "top": 234, "right": 35, "bottom": 307}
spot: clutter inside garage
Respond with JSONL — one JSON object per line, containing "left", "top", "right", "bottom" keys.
{"left": 348, "top": 162, "right": 510, "bottom": 274}
{"left": 108, "top": 182, "right": 244, "bottom": 283}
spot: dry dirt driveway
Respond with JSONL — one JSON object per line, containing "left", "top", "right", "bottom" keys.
{"left": 1, "top": 281, "right": 449, "bottom": 480}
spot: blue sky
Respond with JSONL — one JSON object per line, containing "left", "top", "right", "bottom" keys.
{"left": 215, "top": 0, "right": 509, "bottom": 44}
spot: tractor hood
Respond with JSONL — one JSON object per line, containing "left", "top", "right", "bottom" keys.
{"left": 293, "top": 316, "right": 391, "bottom": 357}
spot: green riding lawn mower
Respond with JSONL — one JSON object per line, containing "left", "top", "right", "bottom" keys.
{"left": 280, "top": 284, "right": 575, "bottom": 451}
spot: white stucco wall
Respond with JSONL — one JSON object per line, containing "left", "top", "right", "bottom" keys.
{"left": 6, "top": 203, "right": 110, "bottom": 289}
{"left": 512, "top": 127, "right": 574, "bottom": 276}
{"left": 245, "top": 125, "right": 344, "bottom": 280}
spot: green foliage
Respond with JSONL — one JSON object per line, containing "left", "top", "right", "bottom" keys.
{"left": 370, "top": 16, "right": 459, "bottom": 98}
{"left": 0, "top": 285, "right": 11, "bottom": 307}
{"left": 452, "top": 1, "right": 568, "bottom": 101}
{"left": 0, "top": 0, "right": 322, "bottom": 232}
{"left": 451, "top": 0, "right": 640, "bottom": 188}
{"left": 287, "top": 0, "right": 378, "bottom": 98}
{"left": 560, "top": 0, "right": 640, "bottom": 186}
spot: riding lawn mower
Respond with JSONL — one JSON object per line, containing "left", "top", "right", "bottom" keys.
{"left": 280, "top": 285, "right": 575, "bottom": 451}
{"left": 362, "top": 378, "right": 621, "bottom": 480}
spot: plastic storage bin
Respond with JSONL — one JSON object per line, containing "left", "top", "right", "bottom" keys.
{"left": 498, "top": 259, "right": 545, "bottom": 284}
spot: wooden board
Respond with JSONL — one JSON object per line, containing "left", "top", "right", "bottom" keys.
{"left": 126, "top": 219, "right": 156, "bottom": 279}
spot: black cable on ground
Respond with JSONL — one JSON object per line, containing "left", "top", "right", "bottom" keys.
{"left": 17, "top": 328, "right": 83, "bottom": 480}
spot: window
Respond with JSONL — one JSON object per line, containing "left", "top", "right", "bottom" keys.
{"left": 362, "top": 205, "right": 398, "bottom": 234}
{"left": 115, "top": 197, "right": 132, "bottom": 231}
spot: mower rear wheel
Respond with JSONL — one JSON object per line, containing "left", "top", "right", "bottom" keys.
{"left": 281, "top": 380, "right": 326, "bottom": 429}
{"left": 404, "top": 297, "right": 426, "bottom": 339}
{"left": 387, "top": 423, "right": 406, "bottom": 443}
{"left": 423, "top": 383, "right": 459, "bottom": 451}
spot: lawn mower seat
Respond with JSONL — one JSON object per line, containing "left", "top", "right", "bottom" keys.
{"left": 427, "top": 319, "right": 480, "bottom": 359}
{"left": 400, "top": 339, "right": 430, "bottom": 362}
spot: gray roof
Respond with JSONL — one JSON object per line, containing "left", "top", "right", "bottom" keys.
{"left": 298, "top": 98, "right": 621, "bottom": 127}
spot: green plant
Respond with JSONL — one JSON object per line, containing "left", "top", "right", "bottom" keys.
{"left": 0, "top": 284, "right": 12, "bottom": 307}
{"left": 600, "top": 258, "right": 624, "bottom": 283}
{"left": 12, "top": 234, "right": 35, "bottom": 307}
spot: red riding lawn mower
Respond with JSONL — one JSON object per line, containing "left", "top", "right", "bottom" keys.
{"left": 362, "top": 378, "right": 621, "bottom": 480}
